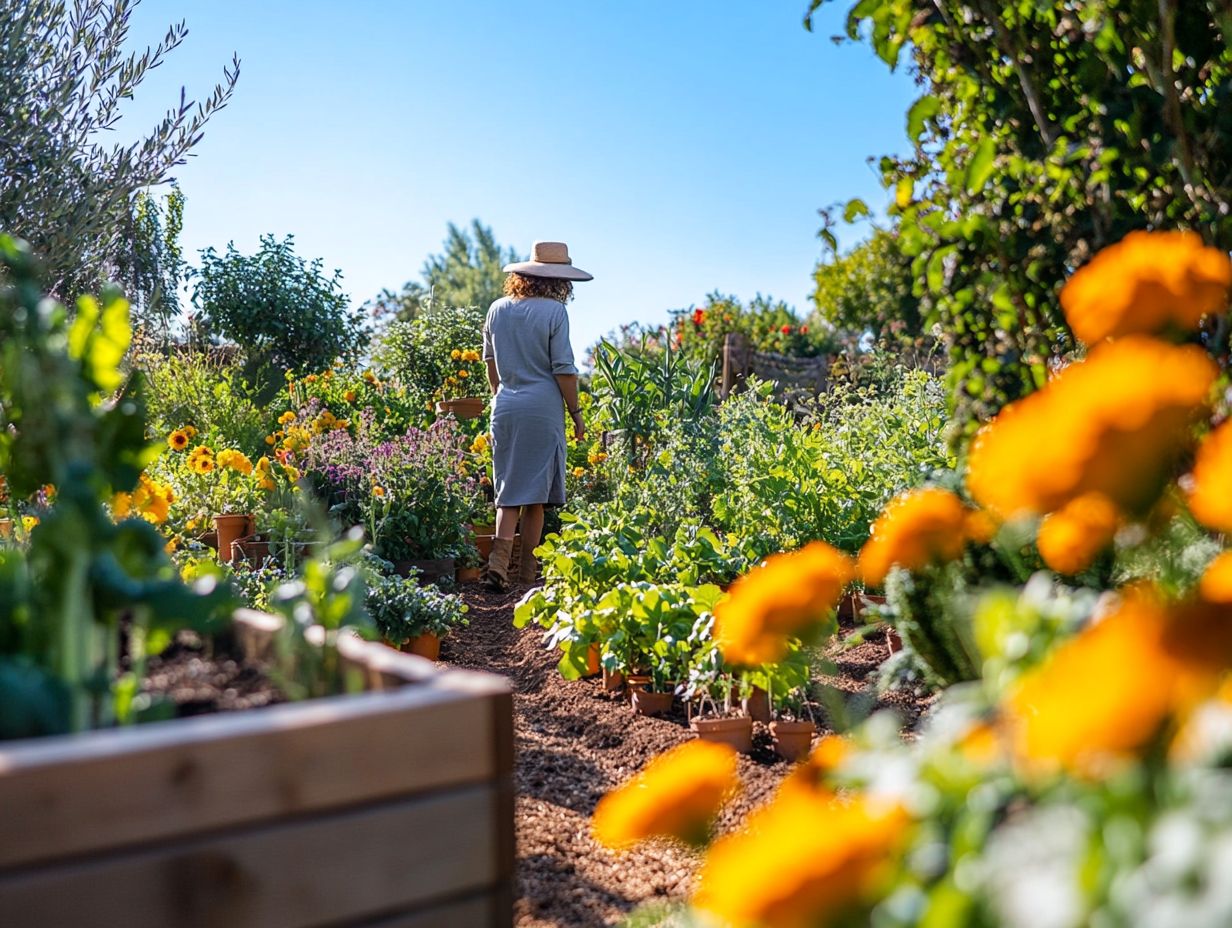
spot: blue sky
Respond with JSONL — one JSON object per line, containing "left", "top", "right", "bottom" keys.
{"left": 122, "top": 1, "right": 916, "bottom": 353}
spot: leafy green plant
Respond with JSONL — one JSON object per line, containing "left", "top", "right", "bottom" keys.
{"left": 0, "top": 235, "right": 233, "bottom": 738}
{"left": 364, "top": 559, "right": 468, "bottom": 644}
{"left": 192, "top": 234, "right": 367, "bottom": 379}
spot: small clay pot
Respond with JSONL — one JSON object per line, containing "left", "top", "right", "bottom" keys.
{"left": 403, "top": 633, "right": 441, "bottom": 661}
{"left": 885, "top": 627, "right": 904, "bottom": 655}
{"left": 234, "top": 533, "right": 271, "bottom": 564}
{"left": 631, "top": 688, "right": 673, "bottom": 717}
{"left": 456, "top": 566, "right": 482, "bottom": 583}
{"left": 0, "top": 518, "right": 12, "bottom": 539}
{"left": 581, "top": 643, "right": 601, "bottom": 679}
{"left": 468, "top": 522, "right": 496, "bottom": 537}
{"left": 436, "top": 397, "right": 486, "bottom": 419}
{"left": 742, "top": 686, "right": 771, "bottom": 724}
{"left": 214, "top": 513, "right": 253, "bottom": 564}
{"left": 770, "top": 720, "right": 816, "bottom": 762}
{"left": 602, "top": 667, "right": 625, "bottom": 693}
{"left": 691, "top": 715, "right": 753, "bottom": 754}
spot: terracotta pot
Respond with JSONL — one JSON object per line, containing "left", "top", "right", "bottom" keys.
{"left": 435, "top": 397, "right": 486, "bottom": 420}
{"left": 625, "top": 673, "right": 651, "bottom": 692}
{"left": 838, "top": 591, "right": 888, "bottom": 624}
{"left": 581, "top": 643, "right": 601, "bottom": 679}
{"left": 691, "top": 715, "right": 753, "bottom": 754}
{"left": 394, "top": 558, "right": 456, "bottom": 585}
{"left": 234, "top": 533, "right": 271, "bottom": 563}
{"left": 0, "top": 518, "right": 12, "bottom": 539}
{"left": 742, "top": 686, "right": 771, "bottom": 724}
{"left": 602, "top": 667, "right": 625, "bottom": 693}
{"left": 214, "top": 513, "right": 253, "bottom": 564}
{"left": 468, "top": 522, "right": 496, "bottom": 537}
{"left": 770, "top": 720, "right": 816, "bottom": 762}
{"left": 885, "top": 627, "right": 904, "bottom": 655}
{"left": 630, "top": 688, "right": 673, "bottom": 717}
{"left": 402, "top": 633, "right": 441, "bottom": 661}
{"left": 456, "top": 566, "right": 482, "bottom": 583}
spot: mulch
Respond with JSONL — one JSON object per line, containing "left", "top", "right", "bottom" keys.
{"left": 443, "top": 587, "right": 935, "bottom": 928}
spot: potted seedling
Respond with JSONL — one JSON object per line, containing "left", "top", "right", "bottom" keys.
{"left": 365, "top": 558, "right": 469, "bottom": 662}
{"left": 681, "top": 635, "right": 753, "bottom": 754}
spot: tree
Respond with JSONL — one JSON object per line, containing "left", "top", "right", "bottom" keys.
{"left": 370, "top": 221, "right": 521, "bottom": 322}
{"left": 113, "top": 185, "right": 187, "bottom": 338}
{"left": 0, "top": 0, "right": 239, "bottom": 299}
{"left": 810, "top": 228, "right": 920, "bottom": 344}
{"left": 808, "top": 0, "right": 1232, "bottom": 433}
{"left": 192, "top": 235, "right": 367, "bottom": 377}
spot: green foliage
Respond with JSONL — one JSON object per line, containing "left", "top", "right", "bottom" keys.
{"left": 0, "top": 235, "right": 234, "bottom": 738}
{"left": 0, "top": 1, "right": 238, "bottom": 300}
{"left": 192, "top": 234, "right": 367, "bottom": 378}
{"left": 114, "top": 185, "right": 187, "bottom": 337}
{"left": 138, "top": 349, "right": 271, "bottom": 457}
{"left": 810, "top": 227, "right": 921, "bottom": 344}
{"left": 714, "top": 370, "right": 953, "bottom": 555}
{"left": 375, "top": 302, "right": 488, "bottom": 402}
{"left": 364, "top": 560, "right": 468, "bottom": 643}
{"left": 663, "top": 292, "right": 837, "bottom": 370}
{"left": 811, "top": 0, "right": 1232, "bottom": 433}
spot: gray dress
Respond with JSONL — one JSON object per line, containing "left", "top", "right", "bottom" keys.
{"left": 482, "top": 296, "right": 577, "bottom": 507}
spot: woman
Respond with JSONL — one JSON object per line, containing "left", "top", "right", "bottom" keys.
{"left": 480, "top": 241, "right": 592, "bottom": 591}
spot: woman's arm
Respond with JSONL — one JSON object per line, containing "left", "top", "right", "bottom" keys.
{"left": 486, "top": 359, "right": 500, "bottom": 395}
{"left": 555, "top": 374, "right": 585, "bottom": 442}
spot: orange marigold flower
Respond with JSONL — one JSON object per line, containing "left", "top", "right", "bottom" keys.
{"left": 694, "top": 790, "right": 907, "bottom": 928}
{"left": 1187, "top": 420, "right": 1232, "bottom": 533}
{"left": 344, "top": 390, "right": 357, "bottom": 403}
{"left": 1036, "top": 492, "right": 1122, "bottom": 575}
{"left": 217, "top": 449, "right": 254, "bottom": 475}
{"left": 592, "top": 741, "right": 739, "bottom": 850}
{"left": 1198, "top": 551, "right": 1232, "bottom": 604}
{"left": 967, "top": 338, "right": 1216, "bottom": 520}
{"left": 859, "top": 488, "right": 971, "bottom": 587}
{"left": 778, "top": 735, "right": 850, "bottom": 800}
{"left": 715, "top": 542, "right": 854, "bottom": 665}
{"left": 373, "top": 485, "right": 386, "bottom": 498}
{"left": 1002, "top": 592, "right": 1232, "bottom": 778}
{"left": 1061, "top": 230, "right": 1232, "bottom": 344}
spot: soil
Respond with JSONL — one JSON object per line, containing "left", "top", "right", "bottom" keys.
{"left": 142, "top": 632, "right": 285, "bottom": 716}
{"left": 443, "top": 587, "right": 935, "bottom": 928}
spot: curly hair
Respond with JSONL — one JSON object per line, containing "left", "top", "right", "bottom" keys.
{"left": 504, "top": 272, "right": 574, "bottom": 303}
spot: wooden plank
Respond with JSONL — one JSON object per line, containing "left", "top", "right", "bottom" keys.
{"left": 489, "top": 690, "right": 516, "bottom": 928}
{"left": 358, "top": 894, "right": 495, "bottom": 928}
{"left": 0, "top": 787, "right": 499, "bottom": 928}
{"left": 0, "top": 685, "right": 506, "bottom": 870}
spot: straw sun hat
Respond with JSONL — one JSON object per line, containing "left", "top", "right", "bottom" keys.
{"left": 502, "top": 241, "right": 594, "bottom": 281}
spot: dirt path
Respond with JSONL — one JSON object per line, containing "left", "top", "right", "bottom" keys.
{"left": 445, "top": 588, "right": 927, "bottom": 928}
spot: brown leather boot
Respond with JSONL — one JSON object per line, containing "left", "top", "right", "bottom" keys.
{"left": 518, "top": 541, "right": 539, "bottom": 585}
{"left": 481, "top": 537, "right": 515, "bottom": 592}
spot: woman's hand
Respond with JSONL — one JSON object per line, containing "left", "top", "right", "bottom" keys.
{"left": 570, "top": 409, "right": 585, "bottom": 442}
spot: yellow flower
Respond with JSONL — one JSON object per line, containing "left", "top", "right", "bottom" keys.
{"left": 1187, "top": 420, "right": 1232, "bottom": 532}
{"left": 21, "top": 515, "right": 38, "bottom": 532}
{"left": 344, "top": 390, "right": 357, "bottom": 403}
{"left": 1036, "top": 492, "right": 1122, "bottom": 575}
{"left": 458, "top": 369, "right": 470, "bottom": 378}
{"left": 265, "top": 435, "right": 276, "bottom": 446}
{"left": 572, "top": 466, "right": 585, "bottom": 477}
{"left": 363, "top": 370, "right": 377, "bottom": 383}
{"left": 216, "top": 449, "right": 254, "bottom": 475}
{"left": 282, "top": 464, "right": 301, "bottom": 482}
{"left": 323, "top": 369, "right": 333, "bottom": 380}
{"left": 305, "top": 374, "right": 318, "bottom": 383}
{"left": 450, "top": 349, "right": 462, "bottom": 360}
{"left": 284, "top": 369, "right": 296, "bottom": 381}
{"left": 461, "top": 349, "right": 481, "bottom": 362}
{"left": 859, "top": 488, "right": 972, "bottom": 587}
{"left": 187, "top": 445, "right": 216, "bottom": 475}
{"left": 278, "top": 411, "right": 297, "bottom": 425}
{"left": 715, "top": 541, "right": 854, "bottom": 665}
{"left": 694, "top": 790, "right": 907, "bottom": 928}
{"left": 1198, "top": 552, "right": 1232, "bottom": 604}
{"left": 1061, "top": 230, "right": 1232, "bottom": 344}
{"left": 111, "top": 491, "right": 133, "bottom": 519}
{"left": 966, "top": 337, "right": 1216, "bottom": 520}
{"left": 588, "top": 451, "right": 608, "bottom": 465}
{"left": 1002, "top": 592, "right": 1232, "bottom": 778}
{"left": 373, "top": 485, "right": 386, "bottom": 498}
{"left": 167, "top": 429, "right": 190, "bottom": 451}
{"left": 592, "top": 741, "right": 739, "bottom": 850}
{"left": 182, "top": 425, "right": 198, "bottom": 439}
{"left": 470, "top": 434, "right": 490, "bottom": 454}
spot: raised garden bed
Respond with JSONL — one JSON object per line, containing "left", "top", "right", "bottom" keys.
{"left": 0, "top": 611, "right": 515, "bottom": 928}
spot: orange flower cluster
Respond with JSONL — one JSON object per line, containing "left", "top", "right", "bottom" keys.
{"left": 1187, "top": 420, "right": 1232, "bottom": 533}
{"left": 1198, "top": 552, "right": 1232, "bottom": 604}
{"left": 591, "top": 740, "right": 739, "bottom": 850}
{"left": 111, "top": 473, "right": 175, "bottom": 525}
{"left": 694, "top": 789, "right": 907, "bottom": 928}
{"left": 966, "top": 337, "right": 1216, "bottom": 520}
{"left": 858, "top": 488, "right": 979, "bottom": 586}
{"left": 1036, "top": 492, "right": 1121, "bottom": 575}
{"left": 715, "top": 541, "right": 854, "bottom": 665}
{"left": 1002, "top": 591, "right": 1232, "bottom": 778}
{"left": 216, "top": 449, "right": 254, "bottom": 475}
{"left": 1060, "top": 230, "right": 1232, "bottom": 344}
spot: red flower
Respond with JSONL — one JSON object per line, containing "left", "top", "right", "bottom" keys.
{"left": 780, "top": 325, "right": 792, "bottom": 335}
{"left": 800, "top": 325, "right": 809, "bottom": 334}
{"left": 692, "top": 308, "right": 706, "bottom": 327}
